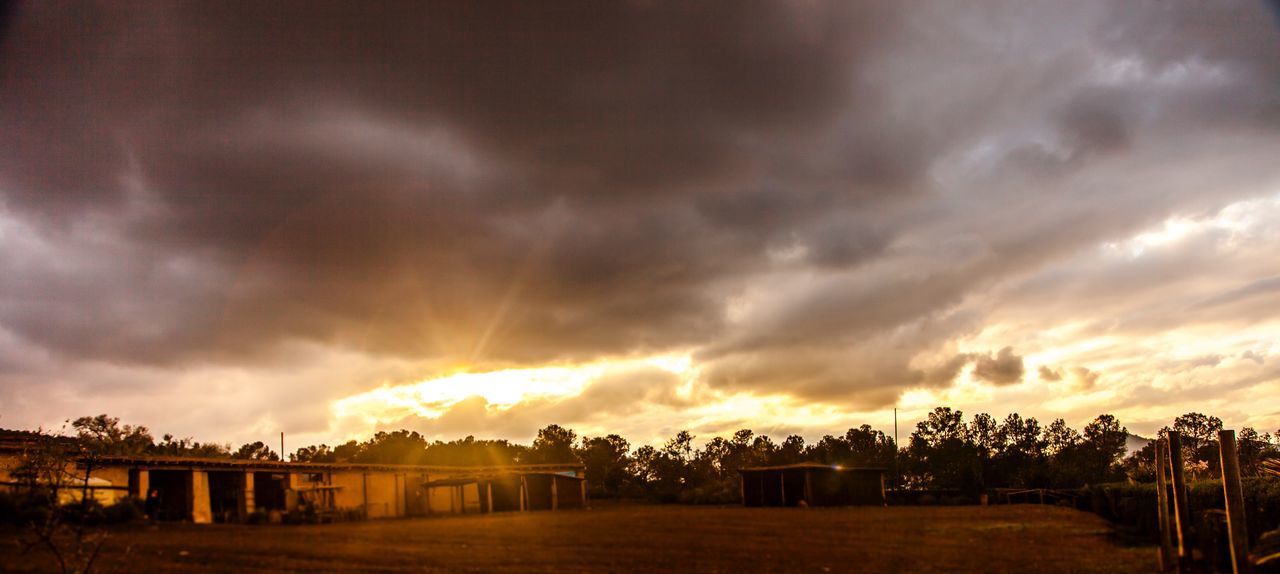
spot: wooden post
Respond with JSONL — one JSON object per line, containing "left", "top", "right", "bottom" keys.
{"left": 1167, "top": 431, "right": 1192, "bottom": 570}
{"left": 486, "top": 481, "right": 494, "bottom": 514}
{"left": 1219, "top": 430, "right": 1253, "bottom": 574}
{"left": 580, "top": 478, "right": 587, "bottom": 509}
{"left": 780, "top": 471, "right": 787, "bottom": 506}
{"left": 519, "top": 476, "right": 527, "bottom": 511}
{"left": 1155, "top": 441, "right": 1176, "bottom": 572}
{"left": 881, "top": 473, "right": 888, "bottom": 507}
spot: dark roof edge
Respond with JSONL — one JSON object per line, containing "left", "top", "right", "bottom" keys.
{"left": 738, "top": 463, "right": 888, "bottom": 472}
{"left": 75, "top": 454, "right": 582, "bottom": 474}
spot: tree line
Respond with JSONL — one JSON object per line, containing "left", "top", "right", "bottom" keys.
{"left": 59, "top": 409, "right": 1280, "bottom": 504}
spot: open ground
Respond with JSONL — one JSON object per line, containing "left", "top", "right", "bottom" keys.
{"left": 1, "top": 504, "right": 1154, "bottom": 573}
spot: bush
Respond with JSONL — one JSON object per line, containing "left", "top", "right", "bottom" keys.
{"left": 0, "top": 491, "right": 49, "bottom": 526}
{"left": 1081, "top": 478, "right": 1280, "bottom": 545}
{"left": 246, "top": 509, "right": 268, "bottom": 525}
{"left": 58, "top": 499, "right": 107, "bottom": 526}
{"left": 103, "top": 497, "right": 144, "bottom": 524}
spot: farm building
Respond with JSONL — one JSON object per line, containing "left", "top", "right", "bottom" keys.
{"left": 0, "top": 435, "right": 585, "bottom": 523}
{"left": 739, "top": 463, "right": 885, "bottom": 507}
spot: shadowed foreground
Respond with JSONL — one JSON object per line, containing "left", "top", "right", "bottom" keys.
{"left": 2, "top": 504, "right": 1154, "bottom": 573}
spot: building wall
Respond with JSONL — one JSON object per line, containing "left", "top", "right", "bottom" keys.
{"left": 329, "top": 470, "right": 367, "bottom": 514}
{"left": 363, "top": 472, "right": 399, "bottom": 519}
{"left": 90, "top": 465, "right": 130, "bottom": 488}
{"left": 0, "top": 451, "right": 129, "bottom": 505}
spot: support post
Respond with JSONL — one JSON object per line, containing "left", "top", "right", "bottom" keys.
{"left": 1168, "top": 432, "right": 1193, "bottom": 570}
{"left": 519, "top": 476, "right": 527, "bottom": 511}
{"left": 132, "top": 469, "right": 149, "bottom": 501}
{"left": 191, "top": 470, "right": 212, "bottom": 524}
{"left": 486, "top": 481, "right": 494, "bottom": 514}
{"left": 580, "top": 477, "right": 587, "bottom": 509}
{"left": 780, "top": 471, "right": 787, "bottom": 506}
{"left": 1219, "top": 430, "right": 1253, "bottom": 574}
{"left": 552, "top": 475, "right": 559, "bottom": 511}
{"left": 1155, "top": 442, "right": 1175, "bottom": 572}
{"left": 244, "top": 472, "right": 256, "bottom": 518}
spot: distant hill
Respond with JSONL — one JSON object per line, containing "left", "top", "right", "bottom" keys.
{"left": 1126, "top": 433, "right": 1153, "bottom": 456}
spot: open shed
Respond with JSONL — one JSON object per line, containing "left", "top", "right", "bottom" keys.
{"left": 739, "top": 463, "right": 885, "bottom": 507}
{"left": 421, "top": 471, "right": 585, "bottom": 514}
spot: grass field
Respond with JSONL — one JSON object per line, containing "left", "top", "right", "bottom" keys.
{"left": 1, "top": 504, "right": 1155, "bottom": 573}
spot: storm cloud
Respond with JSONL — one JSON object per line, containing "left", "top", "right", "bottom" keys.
{"left": 2, "top": 1, "right": 1279, "bottom": 444}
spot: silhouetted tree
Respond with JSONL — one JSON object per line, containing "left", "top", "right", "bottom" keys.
{"left": 423, "top": 436, "right": 527, "bottom": 466}
{"left": 351, "top": 430, "right": 429, "bottom": 464}
{"left": 525, "top": 424, "right": 579, "bottom": 464}
{"left": 1236, "top": 427, "right": 1278, "bottom": 476}
{"left": 292, "top": 444, "right": 336, "bottom": 463}
{"left": 1044, "top": 418, "right": 1081, "bottom": 456}
{"left": 578, "top": 434, "right": 633, "bottom": 498}
{"left": 71, "top": 415, "right": 153, "bottom": 455}
{"left": 153, "top": 433, "right": 230, "bottom": 458}
{"left": 1169, "top": 412, "right": 1224, "bottom": 479}
{"left": 906, "top": 407, "right": 982, "bottom": 493}
{"left": 232, "top": 441, "right": 280, "bottom": 461}
{"left": 775, "top": 435, "right": 807, "bottom": 465}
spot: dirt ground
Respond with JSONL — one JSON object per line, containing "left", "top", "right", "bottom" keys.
{"left": 1, "top": 503, "right": 1156, "bottom": 573}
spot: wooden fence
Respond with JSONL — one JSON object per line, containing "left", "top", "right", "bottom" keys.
{"left": 1154, "top": 430, "right": 1279, "bottom": 573}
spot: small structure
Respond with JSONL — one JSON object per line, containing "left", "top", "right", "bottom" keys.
{"left": 739, "top": 463, "right": 885, "bottom": 507}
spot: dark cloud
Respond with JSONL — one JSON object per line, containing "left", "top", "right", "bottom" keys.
{"left": 925, "top": 354, "right": 976, "bottom": 387}
{"left": 972, "top": 347, "right": 1025, "bottom": 386}
{"left": 1038, "top": 366, "right": 1064, "bottom": 382}
{"left": 2, "top": 1, "right": 1280, "bottom": 437}
{"left": 0, "top": 1, "right": 899, "bottom": 369}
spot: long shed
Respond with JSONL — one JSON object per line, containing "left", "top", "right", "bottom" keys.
{"left": 0, "top": 441, "right": 585, "bottom": 524}
{"left": 739, "top": 463, "right": 885, "bottom": 507}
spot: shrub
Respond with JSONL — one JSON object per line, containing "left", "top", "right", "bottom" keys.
{"left": 0, "top": 491, "right": 49, "bottom": 526}
{"left": 58, "top": 499, "right": 106, "bottom": 526}
{"left": 103, "top": 497, "right": 144, "bottom": 524}
{"left": 1081, "top": 478, "right": 1280, "bottom": 545}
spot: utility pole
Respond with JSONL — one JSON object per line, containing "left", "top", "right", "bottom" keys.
{"left": 280, "top": 432, "right": 285, "bottom": 462}
{"left": 893, "top": 407, "right": 899, "bottom": 491}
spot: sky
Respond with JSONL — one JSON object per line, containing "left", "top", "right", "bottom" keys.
{"left": 2, "top": 1, "right": 1280, "bottom": 451}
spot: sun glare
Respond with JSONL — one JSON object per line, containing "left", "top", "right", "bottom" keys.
{"left": 331, "top": 354, "right": 698, "bottom": 429}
